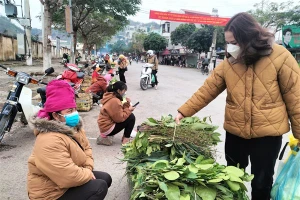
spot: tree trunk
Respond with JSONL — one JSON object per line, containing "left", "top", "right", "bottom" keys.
{"left": 43, "top": 2, "right": 52, "bottom": 71}
{"left": 73, "top": 30, "right": 77, "bottom": 62}
{"left": 82, "top": 35, "right": 88, "bottom": 61}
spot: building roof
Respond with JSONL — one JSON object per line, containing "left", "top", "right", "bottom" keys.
{"left": 181, "top": 9, "right": 211, "bottom": 16}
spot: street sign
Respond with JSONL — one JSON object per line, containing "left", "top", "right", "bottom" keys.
{"left": 65, "top": 6, "right": 72, "bottom": 33}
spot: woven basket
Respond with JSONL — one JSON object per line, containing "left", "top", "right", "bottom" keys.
{"left": 76, "top": 93, "right": 93, "bottom": 112}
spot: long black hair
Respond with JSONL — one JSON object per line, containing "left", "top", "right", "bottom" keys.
{"left": 106, "top": 81, "right": 127, "bottom": 101}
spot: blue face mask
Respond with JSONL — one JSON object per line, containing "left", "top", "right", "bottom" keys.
{"left": 59, "top": 111, "right": 80, "bottom": 127}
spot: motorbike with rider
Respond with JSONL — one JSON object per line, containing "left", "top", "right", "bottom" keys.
{"left": 146, "top": 50, "right": 159, "bottom": 90}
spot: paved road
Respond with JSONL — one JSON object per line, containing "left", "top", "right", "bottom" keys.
{"left": 0, "top": 61, "right": 289, "bottom": 199}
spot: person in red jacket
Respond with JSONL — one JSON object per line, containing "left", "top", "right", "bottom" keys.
{"left": 85, "top": 76, "right": 107, "bottom": 96}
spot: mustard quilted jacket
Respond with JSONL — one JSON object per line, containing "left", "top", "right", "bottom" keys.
{"left": 178, "top": 44, "right": 300, "bottom": 139}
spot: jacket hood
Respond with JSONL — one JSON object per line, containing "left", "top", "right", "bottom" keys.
{"left": 101, "top": 92, "right": 119, "bottom": 105}
{"left": 29, "top": 116, "right": 83, "bottom": 137}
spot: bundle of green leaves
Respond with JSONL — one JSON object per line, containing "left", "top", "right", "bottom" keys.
{"left": 122, "top": 116, "right": 253, "bottom": 200}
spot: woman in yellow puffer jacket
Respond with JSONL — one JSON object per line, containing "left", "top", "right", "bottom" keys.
{"left": 175, "top": 12, "right": 300, "bottom": 200}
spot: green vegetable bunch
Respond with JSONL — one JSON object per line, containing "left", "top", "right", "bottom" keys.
{"left": 122, "top": 116, "right": 253, "bottom": 200}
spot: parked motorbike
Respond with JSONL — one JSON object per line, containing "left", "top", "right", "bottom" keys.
{"left": 58, "top": 63, "right": 85, "bottom": 94}
{"left": 140, "top": 63, "right": 156, "bottom": 90}
{"left": 0, "top": 64, "right": 54, "bottom": 142}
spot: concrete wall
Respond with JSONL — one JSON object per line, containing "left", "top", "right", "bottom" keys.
{"left": 0, "top": 34, "right": 70, "bottom": 61}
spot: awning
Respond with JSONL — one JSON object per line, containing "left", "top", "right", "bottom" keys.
{"left": 162, "top": 49, "right": 171, "bottom": 55}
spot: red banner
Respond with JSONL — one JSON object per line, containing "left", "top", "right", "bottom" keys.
{"left": 149, "top": 10, "right": 230, "bottom": 26}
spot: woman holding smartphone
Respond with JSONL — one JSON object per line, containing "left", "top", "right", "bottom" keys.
{"left": 97, "top": 81, "right": 136, "bottom": 146}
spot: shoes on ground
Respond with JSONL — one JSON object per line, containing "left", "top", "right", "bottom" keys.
{"left": 96, "top": 136, "right": 113, "bottom": 146}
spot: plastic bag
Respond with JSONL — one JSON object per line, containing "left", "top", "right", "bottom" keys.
{"left": 271, "top": 135, "right": 300, "bottom": 200}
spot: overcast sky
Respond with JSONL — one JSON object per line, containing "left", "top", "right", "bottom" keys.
{"left": 0, "top": 0, "right": 286, "bottom": 29}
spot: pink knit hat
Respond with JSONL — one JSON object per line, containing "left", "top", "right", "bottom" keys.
{"left": 37, "top": 80, "right": 76, "bottom": 119}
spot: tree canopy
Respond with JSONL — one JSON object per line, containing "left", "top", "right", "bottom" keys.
{"left": 143, "top": 32, "right": 168, "bottom": 52}
{"left": 248, "top": 0, "right": 300, "bottom": 33}
{"left": 186, "top": 26, "right": 214, "bottom": 53}
{"left": 171, "top": 24, "right": 196, "bottom": 46}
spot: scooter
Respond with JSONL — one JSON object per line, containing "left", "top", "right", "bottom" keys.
{"left": 57, "top": 63, "right": 85, "bottom": 94}
{"left": 140, "top": 63, "right": 156, "bottom": 90}
{"left": 0, "top": 64, "right": 55, "bottom": 142}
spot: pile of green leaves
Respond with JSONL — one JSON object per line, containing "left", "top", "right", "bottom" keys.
{"left": 122, "top": 116, "right": 253, "bottom": 200}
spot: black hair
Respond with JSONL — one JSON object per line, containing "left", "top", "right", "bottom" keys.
{"left": 106, "top": 81, "right": 127, "bottom": 101}
{"left": 283, "top": 28, "right": 292, "bottom": 36}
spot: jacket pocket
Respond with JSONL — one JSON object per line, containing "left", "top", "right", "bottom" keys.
{"left": 260, "top": 102, "right": 284, "bottom": 110}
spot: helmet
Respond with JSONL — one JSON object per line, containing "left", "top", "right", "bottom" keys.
{"left": 146, "top": 50, "right": 154, "bottom": 56}
{"left": 119, "top": 54, "right": 125, "bottom": 59}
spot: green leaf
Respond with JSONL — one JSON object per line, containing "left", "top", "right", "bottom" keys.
{"left": 173, "top": 182, "right": 188, "bottom": 189}
{"left": 165, "top": 122, "right": 176, "bottom": 128}
{"left": 195, "top": 155, "right": 204, "bottom": 164}
{"left": 180, "top": 194, "right": 191, "bottom": 200}
{"left": 229, "top": 175, "right": 243, "bottom": 183}
{"left": 138, "top": 132, "right": 145, "bottom": 138}
{"left": 223, "top": 166, "right": 244, "bottom": 177}
{"left": 191, "top": 123, "right": 211, "bottom": 131}
{"left": 145, "top": 120, "right": 158, "bottom": 126}
{"left": 146, "top": 146, "right": 152, "bottom": 156}
{"left": 242, "top": 174, "right": 254, "bottom": 182}
{"left": 200, "top": 159, "right": 215, "bottom": 164}
{"left": 139, "top": 192, "right": 146, "bottom": 197}
{"left": 147, "top": 117, "right": 158, "bottom": 124}
{"left": 186, "top": 172, "right": 198, "bottom": 179}
{"left": 195, "top": 164, "right": 214, "bottom": 170}
{"left": 188, "top": 164, "right": 199, "bottom": 173}
{"left": 195, "top": 186, "right": 217, "bottom": 200}
{"left": 208, "top": 178, "right": 223, "bottom": 183}
{"left": 176, "top": 158, "right": 186, "bottom": 166}
{"left": 164, "top": 171, "right": 180, "bottom": 180}
{"left": 166, "top": 184, "right": 180, "bottom": 200}
{"left": 165, "top": 143, "right": 173, "bottom": 147}
{"left": 159, "top": 181, "right": 168, "bottom": 192}
{"left": 171, "top": 146, "right": 176, "bottom": 156}
{"left": 226, "top": 180, "right": 241, "bottom": 191}
{"left": 152, "top": 160, "right": 169, "bottom": 169}
{"left": 181, "top": 117, "right": 195, "bottom": 124}
{"left": 136, "top": 139, "right": 142, "bottom": 149}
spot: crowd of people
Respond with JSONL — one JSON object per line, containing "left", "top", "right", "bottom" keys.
{"left": 24, "top": 12, "right": 300, "bottom": 200}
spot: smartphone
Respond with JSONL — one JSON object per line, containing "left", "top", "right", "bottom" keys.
{"left": 132, "top": 102, "right": 140, "bottom": 107}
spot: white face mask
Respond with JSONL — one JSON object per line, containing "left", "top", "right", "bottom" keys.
{"left": 227, "top": 44, "right": 240, "bottom": 59}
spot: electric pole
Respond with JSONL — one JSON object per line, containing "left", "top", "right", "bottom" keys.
{"left": 24, "top": 0, "right": 32, "bottom": 65}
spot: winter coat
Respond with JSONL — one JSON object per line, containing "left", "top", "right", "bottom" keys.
{"left": 98, "top": 92, "right": 131, "bottom": 133}
{"left": 86, "top": 76, "right": 107, "bottom": 94}
{"left": 147, "top": 55, "right": 158, "bottom": 70}
{"left": 27, "top": 118, "right": 94, "bottom": 200}
{"left": 178, "top": 44, "right": 300, "bottom": 139}
{"left": 118, "top": 59, "right": 129, "bottom": 70}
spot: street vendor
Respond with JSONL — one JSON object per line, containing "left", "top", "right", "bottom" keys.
{"left": 175, "top": 12, "right": 300, "bottom": 200}
{"left": 118, "top": 54, "right": 129, "bottom": 83}
{"left": 97, "top": 81, "right": 135, "bottom": 146}
{"left": 27, "top": 80, "right": 111, "bottom": 200}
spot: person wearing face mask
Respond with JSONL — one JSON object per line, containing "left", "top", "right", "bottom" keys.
{"left": 27, "top": 80, "right": 112, "bottom": 200}
{"left": 97, "top": 81, "right": 135, "bottom": 146}
{"left": 175, "top": 12, "right": 300, "bottom": 200}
